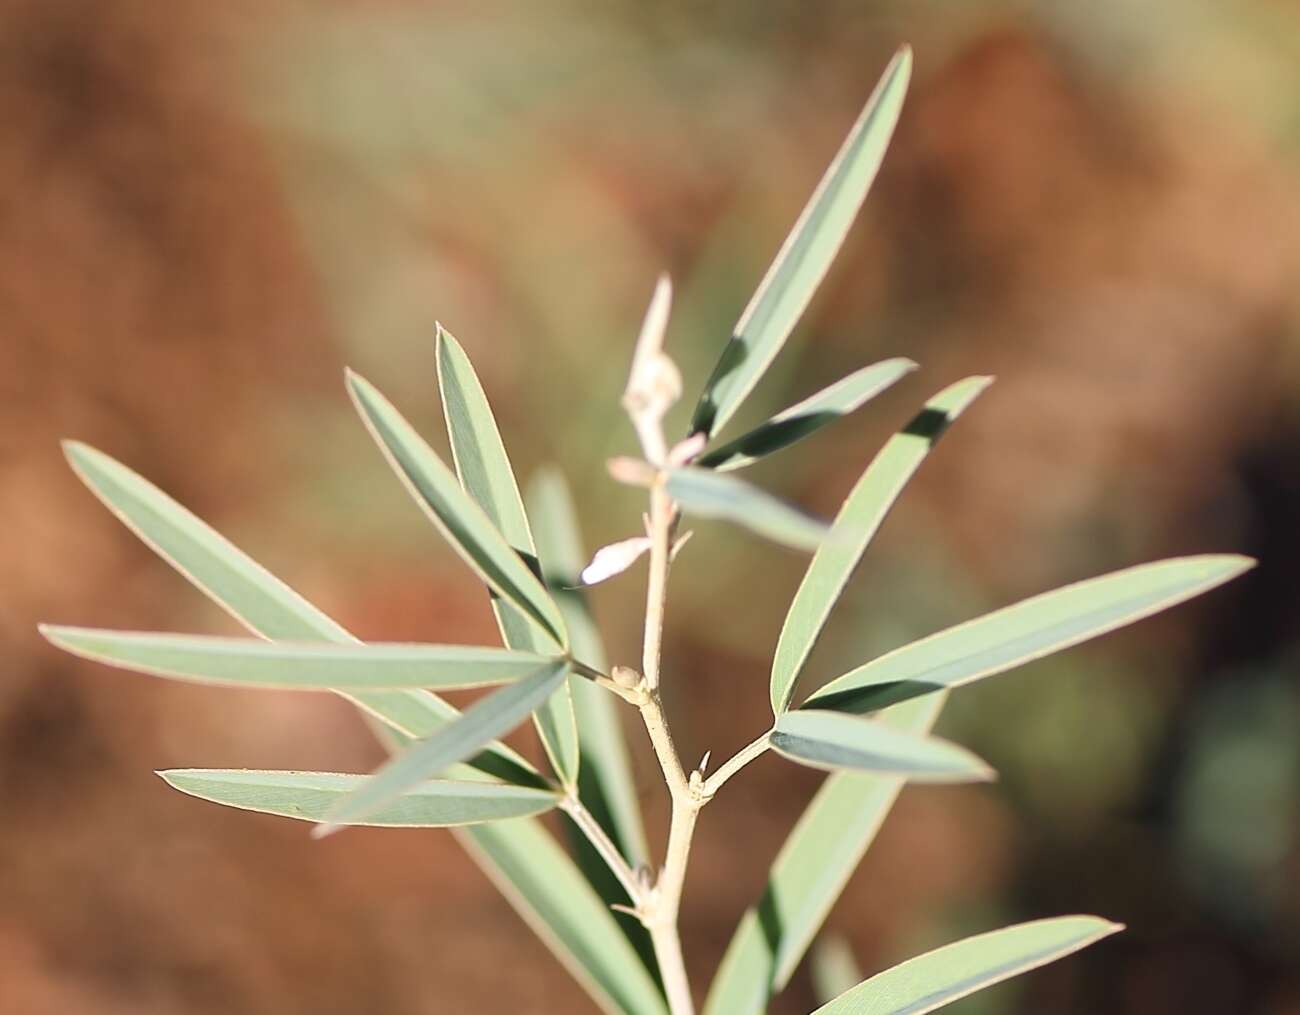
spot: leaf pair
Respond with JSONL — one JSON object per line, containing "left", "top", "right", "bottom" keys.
{"left": 662, "top": 48, "right": 917, "bottom": 557}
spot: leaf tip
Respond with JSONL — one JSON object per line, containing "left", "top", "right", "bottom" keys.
{"left": 61, "top": 438, "right": 91, "bottom": 462}
{"left": 1218, "top": 553, "right": 1258, "bottom": 577}
{"left": 36, "top": 622, "right": 70, "bottom": 649}
{"left": 434, "top": 321, "right": 462, "bottom": 361}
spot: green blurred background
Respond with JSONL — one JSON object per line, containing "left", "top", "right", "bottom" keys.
{"left": 3, "top": 1, "right": 1299, "bottom": 1012}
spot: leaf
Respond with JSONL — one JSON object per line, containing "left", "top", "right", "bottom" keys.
{"left": 811, "top": 916, "right": 1122, "bottom": 1015}
{"left": 40, "top": 628, "right": 559, "bottom": 691}
{"left": 160, "top": 770, "right": 561, "bottom": 827}
{"left": 803, "top": 555, "right": 1255, "bottom": 714}
{"left": 347, "top": 369, "right": 568, "bottom": 650}
{"left": 437, "top": 326, "right": 579, "bottom": 788}
{"left": 769, "top": 376, "right": 992, "bottom": 714}
{"left": 61, "top": 444, "right": 659, "bottom": 1012}
{"left": 58, "top": 441, "right": 539, "bottom": 785}
{"left": 697, "top": 358, "right": 917, "bottom": 472}
{"left": 316, "top": 662, "right": 569, "bottom": 836}
{"left": 666, "top": 467, "right": 830, "bottom": 552}
{"left": 460, "top": 818, "right": 668, "bottom": 1015}
{"left": 703, "top": 695, "right": 944, "bottom": 1015}
{"left": 526, "top": 467, "right": 657, "bottom": 974}
{"left": 771, "top": 709, "right": 992, "bottom": 781}
{"left": 691, "top": 47, "right": 913, "bottom": 439}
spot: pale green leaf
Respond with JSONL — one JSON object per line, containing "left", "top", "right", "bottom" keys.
{"left": 346, "top": 369, "right": 568, "bottom": 649}
{"left": 803, "top": 554, "right": 1255, "bottom": 714}
{"left": 317, "top": 662, "right": 569, "bottom": 835}
{"left": 811, "top": 916, "right": 1122, "bottom": 1014}
{"left": 769, "top": 376, "right": 992, "bottom": 714}
{"left": 527, "top": 467, "right": 658, "bottom": 978}
{"left": 160, "top": 770, "right": 560, "bottom": 826}
{"left": 697, "top": 359, "right": 917, "bottom": 472}
{"left": 40, "top": 628, "right": 558, "bottom": 691}
{"left": 459, "top": 818, "right": 668, "bottom": 1015}
{"left": 526, "top": 467, "right": 649, "bottom": 866}
{"left": 437, "top": 327, "right": 579, "bottom": 787}
{"left": 58, "top": 441, "right": 539, "bottom": 784}
{"left": 772, "top": 709, "right": 992, "bottom": 781}
{"left": 666, "top": 467, "right": 829, "bottom": 551}
{"left": 703, "top": 695, "right": 944, "bottom": 1015}
{"left": 691, "top": 47, "right": 912, "bottom": 439}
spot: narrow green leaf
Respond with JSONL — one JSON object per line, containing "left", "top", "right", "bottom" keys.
{"left": 459, "top": 819, "right": 669, "bottom": 1015}
{"left": 811, "top": 916, "right": 1122, "bottom": 1015}
{"left": 527, "top": 467, "right": 649, "bottom": 866}
{"left": 58, "top": 441, "right": 539, "bottom": 784}
{"left": 160, "top": 770, "right": 560, "bottom": 826}
{"left": 61, "top": 443, "right": 658, "bottom": 1010}
{"left": 527, "top": 467, "right": 659, "bottom": 980}
{"left": 691, "top": 47, "right": 912, "bottom": 439}
{"left": 437, "top": 326, "right": 579, "bottom": 787}
{"left": 697, "top": 359, "right": 917, "bottom": 472}
{"left": 772, "top": 709, "right": 992, "bottom": 781}
{"left": 666, "top": 467, "right": 829, "bottom": 552}
{"left": 769, "top": 376, "right": 992, "bottom": 714}
{"left": 346, "top": 369, "right": 568, "bottom": 650}
{"left": 40, "top": 628, "right": 557, "bottom": 691}
{"left": 317, "top": 662, "right": 569, "bottom": 835}
{"left": 803, "top": 554, "right": 1255, "bottom": 714}
{"left": 703, "top": 695, "right": 944, "bottom": 1015}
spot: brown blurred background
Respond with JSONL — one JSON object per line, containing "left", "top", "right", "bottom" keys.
{"left": 3, "top": 1, "right": 1300, "bottom": 1012}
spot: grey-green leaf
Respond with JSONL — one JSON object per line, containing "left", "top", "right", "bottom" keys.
{"left": 160, "top": 770, "right": 560, "bottom": 827}
{"left": 346, "top": 369, "right": 568, "bottom": 650}
{"left": 527, "top": 467, "right": 649, "bottom": 866}
{"left": 666, "top": 467, "right": 829, "bottom": 552}
{"left": 317, "top": 662, "right": 569, "bottom": 835}
{"left": 437, "top": 326, "right": 580, "bottom": 788}
{"left": 703, "top": 695, "right": 944, "bottom": 1015}
{"left": 772, "top": 709, "right": 992, "bottom": 781}
{"left": 58, "top": 441, "right": 539, "bottom": 784}
{"left": 527, "top": 467, "right": 658, "bottom": 980}
{"left": 804, "top": 554, "right": 1255, "bottom": 714}
{"left": 40, "top": 628, "right": 557, "bottom": 691}
{"left": 691, "top": 46, "right": 912, "bottom": 439}
{"left": 769, "top": 376, "right": 992, "bottom": 714}
{"left": 458, "top": 819, "right": 668, "bottom": 1015}
{"left": 697, "top": 358, "right": 917, "bottom": 472}
{"left": 811, "top": 916, "right": 1122, "bottom": 1015}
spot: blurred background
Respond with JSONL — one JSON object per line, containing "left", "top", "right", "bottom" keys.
{"left": 3, "top": 0, "right": 1299, "bottom": 1011}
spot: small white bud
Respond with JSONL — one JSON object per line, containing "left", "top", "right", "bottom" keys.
{"left": 611, "top": 665, "right": 641, "bottom": 690}
{"left": 667, "top": 432, "right": 707, "bottom": 467}
{"left": 607, "top": 457, "right": 657, "bottom": 487}
{"left": 579, "top": 536, "right": 653, "bottom": 586}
